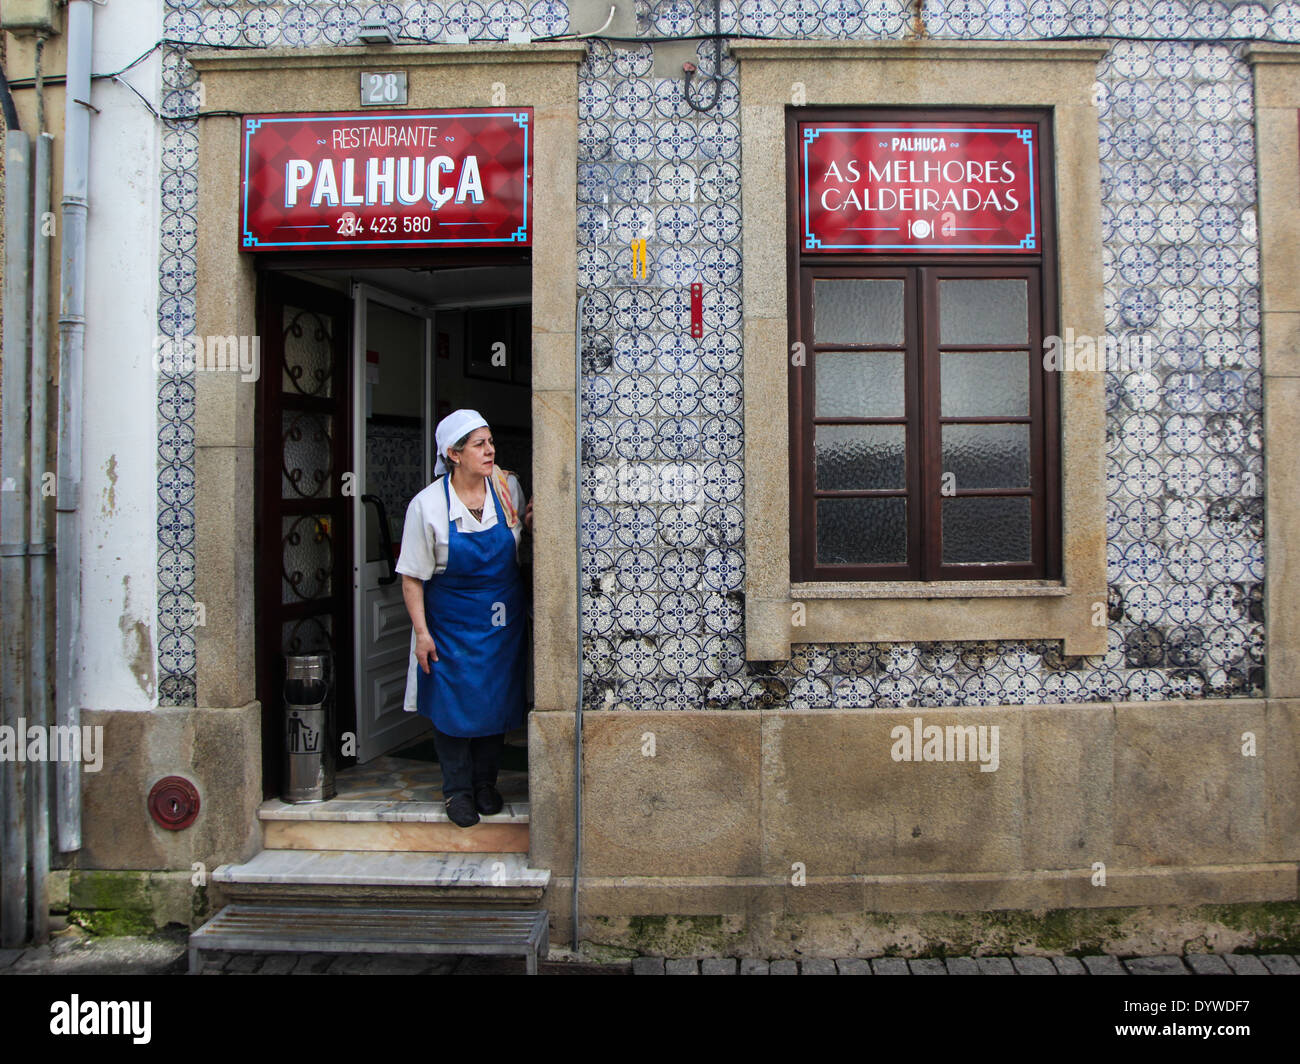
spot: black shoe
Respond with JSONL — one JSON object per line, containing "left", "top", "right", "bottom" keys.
{"left": 473, "top": 783, "right": 504, "bottom": 815}
{"left": 445, "top": 793, "right": 479, "bottom": 828}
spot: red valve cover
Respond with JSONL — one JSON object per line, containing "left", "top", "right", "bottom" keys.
{"left": 147, "top": 776, "right": 200, "bottom": 831}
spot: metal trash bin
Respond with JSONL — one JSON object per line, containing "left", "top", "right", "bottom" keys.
{"left": 283, "top": 653, "right": 336, "bottom": 803}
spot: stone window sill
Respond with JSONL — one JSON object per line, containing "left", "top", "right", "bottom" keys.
{"left": 789, "top": 580, "right": 1071, "bottom": 600}
{"left": 746, "top": 586, "right": 1105, "bottom": 658}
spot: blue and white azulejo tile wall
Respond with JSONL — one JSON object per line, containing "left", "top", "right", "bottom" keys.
{"left": 155, "top": 1, "right": 1283, "bottom": 709}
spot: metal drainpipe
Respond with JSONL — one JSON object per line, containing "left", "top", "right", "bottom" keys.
{"left": 1, "top": 115, "right": 33, "bottom": 947}
{"left": 572, "top": 294, "right": 586, "bottom": 952}
{"left": 55, "top": 0, "right": 95, "bottom": 853}
{"left": 28, "top": 127, "right": 56, "bottom": 944}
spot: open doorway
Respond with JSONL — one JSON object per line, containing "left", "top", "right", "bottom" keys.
{"left": 255, "top": 260, "right": 533, "bottom": 804}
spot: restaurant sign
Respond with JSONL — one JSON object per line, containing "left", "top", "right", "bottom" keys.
{"left": 240, "top": 108, "right": 531, "bottom": 250}
{"left": 799, "top": 120, "right": 1038, "bottom": 253}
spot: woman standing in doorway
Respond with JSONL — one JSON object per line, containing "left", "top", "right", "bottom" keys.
{"left": 396, "top": 409, "right": 533, "bottom": 827}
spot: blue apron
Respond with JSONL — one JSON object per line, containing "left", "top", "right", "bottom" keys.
{"left": 415, "top": 475, "right": 526, "bottom": 737}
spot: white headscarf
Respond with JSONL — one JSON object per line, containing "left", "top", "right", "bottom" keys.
{"left": 433, "top": 408, "right": 489, "bottom": 477}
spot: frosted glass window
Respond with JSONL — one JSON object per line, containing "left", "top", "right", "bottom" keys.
{"left": 942, "top": 497, "right": 1032, "bottom": 563}
{"left": 815, "top": 425, "right": 905, "bottom": 490}
{"left": 941, "top": 351, "right": 1029, "bottom": 416}
{"left": 815, "top": 352, "right": 904, "bottom": 417}
{"left": 941, "top": 425, "right": 1030, "bottom": 490}
{"left": 939, "top": 279, "right": 1028, "bottom": 345}
{"left": 814, "top": 279, "right": 904, "bottom": 345}
{"left": 282, "top": 410, "right": 334, "bottom": 499}
{"left": 816, "top": 498, "right": 907, "bottom": 565}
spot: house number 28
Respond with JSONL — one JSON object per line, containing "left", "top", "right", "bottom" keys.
{"left": 360, "top": 71, "right": 408, "bottom": 106}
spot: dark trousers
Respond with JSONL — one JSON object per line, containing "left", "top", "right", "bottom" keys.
{"left": 431, "top": 724, "right": 504, "bottom": 800}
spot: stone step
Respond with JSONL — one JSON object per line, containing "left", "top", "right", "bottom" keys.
{"left": 214, "top": 849, "right": 550, "bottom": 907}
{"left": 190, "top": 904, "right": 549, "bottom": 974}
{"left": 257, "top": 797, "right": 529, "bottom": 854}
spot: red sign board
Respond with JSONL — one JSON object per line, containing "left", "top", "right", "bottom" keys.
{"left": 240, "top": 108, "right": 531, "bottom": 251}
{"left": 799, "top": 121, "right": 1038, "bottom": 253}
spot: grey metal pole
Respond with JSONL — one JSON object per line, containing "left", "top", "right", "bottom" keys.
{"left": 572, "top": 294, "right": 586, "bottom": 953}
{"left": 1, "top": 128, "right": 33, "bottom": 947}
{"left": 28, "top": 131, "right": 56, "bottom": 944}
{"left": 55, "top": 0, "right": 95, "bottom": 853}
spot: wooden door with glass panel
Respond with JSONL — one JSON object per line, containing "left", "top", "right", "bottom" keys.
{"left": 256, "top": 274, "right": 355, "bottom": 796}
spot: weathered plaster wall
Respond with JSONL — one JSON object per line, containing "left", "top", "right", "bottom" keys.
{"left": 76, "top": 4, "right": 166, "bottom": 708}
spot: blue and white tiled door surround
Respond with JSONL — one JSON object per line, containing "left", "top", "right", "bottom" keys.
{"left": 157, "top": 1, "right": 1280, "bottom": 709}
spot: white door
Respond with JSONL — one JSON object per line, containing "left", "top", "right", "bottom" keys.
{"left": 352, "top": 285, "right": 435, "bottom": 763}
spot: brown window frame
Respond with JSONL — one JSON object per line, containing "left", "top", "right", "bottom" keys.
{"left": 787, "top": 106, "right": 1062, "bottom": 584}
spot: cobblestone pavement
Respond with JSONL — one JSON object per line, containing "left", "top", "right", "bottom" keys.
{"left": 632, "top": 953, "right": 1300, "bottom": 975}
{"left": 2, "top": 929, "right": 1299, "bottom": 975}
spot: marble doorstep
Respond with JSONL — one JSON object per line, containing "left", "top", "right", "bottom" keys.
{"left": 259, "top": 797, "right": 529, "bottom": 825}
{"left": 260, "top": 814, "right": 528, "bottom": 854}
{"left": 214, "top": 849, "right": 550, "bottom": 890}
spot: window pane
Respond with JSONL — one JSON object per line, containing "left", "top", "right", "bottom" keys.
{"left": 942, "top": 497, "right": 1032, "bottom": 563}
{"left": 282, "top": 410, "right": 334, "bottom": 499}
{"left": 283, "top": 304, "right": 336, "bottom": 397}
{"left": 940, "top": 351, "right": 1029, "bottom": 417}
{"left": 815, "top": 352, "right": 904, "bottom": 417}
{"left": 815, "top": 425, "right": 905, "bottom": 490}
{"left": 939, "top": 279, "right": 1028, "bottom": 345}
{"left": 282, "top": 514, "right": 333, "bottom": 603}
{"left": 816, "top": 498, "right": 907, "bottom": 565}
{"left": 814, "top": 279, "right": 904, "bottom": 345}
{"left": 941, "top": 425, "right": 1030, "bottom": 489}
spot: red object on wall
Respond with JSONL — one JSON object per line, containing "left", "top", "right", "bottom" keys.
{"left": 689, "top": 282, "right": 703, "bottom": 339}
{"left": 799, "top": 120, "right": 1039, "bottom": 253}
{"left": 240, "top": 108, "right": 532, "bottom": 251}
{"left": 148, "top": 776, "right": 201, "bottom": 831}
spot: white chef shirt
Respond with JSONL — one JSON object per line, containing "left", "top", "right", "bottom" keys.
{"left": 396, "top": 472, "right": 526, "bottom": 712}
